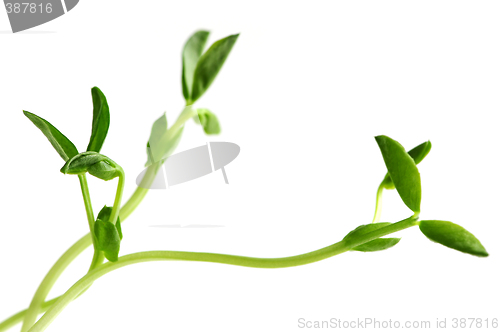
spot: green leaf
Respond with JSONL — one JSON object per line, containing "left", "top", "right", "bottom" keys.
{"left": 182, "top": 30, "right": 210, "bottom": 101}
{"left": 88, "top": 160, "right": 120, "bottom": 181}
{"left": 97, "top": 205, "right": 122, "bottom": 230}
{"left": 146, "top": 113, "right": 168, "bottom": 166}
{"left": 194, "top": 108, "right": 221, "bottom": 134}
{"left": 408, "top": 141, "right": 432, "bottom": 165}
{"left": 190, "top": 34, "right": 239, "bottom": 103}
{"left": 383, "top": 141, "right": 432, "bottom": 190}
{"left": 61, "top": 151, "right": 120, "bottom": 180}
{"left": 343, "top": 223, "right": 400, "bottom": 252}
{"left": 147, "top": 126, "right": 184, "bottom": 166}
{"left": 375, "top": 135, "right": 421, "bottom": 213}
{"left": 60, "top": 152, "right": 106, "bottom": 175}
{"left": 97, "top": 205, "right": 113, "bottom": 221}
{"left": 86, "top": 87, "right": 110, "bottom": 153}
{"left": 351, "top": 238, "right": 401, "bottom": 252}
{"left": 344, "top": 223, "right": 392, "bottom": 241}
{"left": 419, "top": 220, "right": 488, "bottom": 257}
{"left": 23, "top": 111, "right": 78, "bottom": 161}
{"left": 116, "top": 219, "right": 123, "bottom": 240}
{"left": 149, "top": 113, "right": 168, "bottom": 149}
{"left": 94, "top": 219, "right": 121, "bottom": 262}
{"left": 94, "top": 205, "right": 122, "bottom": 261}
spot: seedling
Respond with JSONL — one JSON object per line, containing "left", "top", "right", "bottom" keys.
{"left": 0, "top": 31, "right": 488, "bottom": 332}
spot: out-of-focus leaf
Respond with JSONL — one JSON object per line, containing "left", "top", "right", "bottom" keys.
{"left": 190, "top": 34, "right": 239, "bottom": 103}
{"left": 182, "top": 30, "right": 210, "bottom": 101}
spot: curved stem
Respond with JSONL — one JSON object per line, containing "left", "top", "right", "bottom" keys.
{"left": 20, "top": 175, "right": 99, "bottom": 332}
{"left": 108, "top": 170, "right": 125, "bottom": 226}
{"left": 1, "top": 183, "right": 145, "bottom": 332}
{"left": 78, "top": 173, "right": 105, "bottom": 272}
{"left": 29, "top": 217, "right": 418, "bottom": 332}
{"left": 78, "top": 175, "right": 96, "bottom": 236}
{"left": 119, "top": 187, "right": 148, "bottom": 221}
{"left": 17, "top": 233, "right": 91, "bottom": 332}
{"left": 0, "top": 298, "right": 59, "bottom": 332}
{"left": 21, "top": 173, "right": 109, "bottom": 332}
{"left": 371, "top": 182, "right": 385, "bottom": 223}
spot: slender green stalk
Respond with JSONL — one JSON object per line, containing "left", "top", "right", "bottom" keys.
{"left": 371, "top": 182, "right": 385, "bottom": 223}
{"left": 78, "top": 174, "right": 106, "bottom": 272}
{"left": 169, "top": 106, "right": 196, "bottom": 139}
{"left": 119, "top": 187, "right": 148, "bottom": 220}
{"left": 20, "top": 175, "right": 98, "bottom": 332}
{"left": 28, "top": 216, "right": 419, "bottom": 332}
{"left": 16, "top": 234, "right": 91, "bottom": 332}
{"left": 108, "top": 170, "right": 125, "bottom": 225}
{"left": 1, "top": 182, "right": 146, "bottom": 332}
{"left": 78, "top": 175, "right": 96, "bottom": 236}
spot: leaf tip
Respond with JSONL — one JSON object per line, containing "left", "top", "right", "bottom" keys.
{"left": 374, "top": 135, "right": 387, "bottom": 144}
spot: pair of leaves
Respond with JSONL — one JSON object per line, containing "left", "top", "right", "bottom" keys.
{"left": 24, "top": 87, "right": 111, "bottom": 164}
{"left": 94, "top": 206, "right": 123, "bottom": 262}
{"left": 343, "top": 223, "right": 401, "bottom": 252}
{"left": 419, "top": 220, "right": 488, "bottom": 257}
{"left": 144, "top": 31, "right": 234, "bottom": 165}
{"left": 182, "top": 31, "right": 239, "bottom": 103}
{"left": 60, "top": 151, "right": 121, "bottom": 181}
{"left": 375, "top": 136, "right": 422, "bottom": 213}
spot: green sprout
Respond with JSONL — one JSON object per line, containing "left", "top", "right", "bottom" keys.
{"left": 0, "top": 31, "right": 488, "bottom": 332}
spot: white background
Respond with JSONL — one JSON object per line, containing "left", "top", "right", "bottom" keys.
{"left": 1, "top": 1, "right": 499, "bottom": 331}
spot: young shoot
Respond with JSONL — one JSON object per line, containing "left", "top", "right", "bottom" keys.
{"left": 0, "top": 31, "right": 488, "bottom": 332}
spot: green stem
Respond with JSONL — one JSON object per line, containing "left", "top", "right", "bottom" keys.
{"left": 108, "top": 170, "right": 125, "bottom": 225}
{"left": 154, "top": 106, "right": 195, "bottom": 159}
{"left": 371, "top": 182, "right": 384, "bottom": 223}
{"left": 20, "top": 175, "right": 98, "bottom": 332}
{"left": 170, "top": 106, "right": 196, "bottom": 138}
{"left": 78, "top": 175, "right": 95, "bottom": 235}
{"left": 28, "top": 216, "right": 418, "bottom": 332}
{"left": 119, "top": 187, "right": 148, "bottom": 221}
{"left": 17, "top": 234, "right": 91, "bottom": 332}
{"left": 77, "top": 174, "right": 105, "bottom": 272}
{"left": 0, "top": 298, "right": 59, "bottom": 332}
{"left": 1, "top": 184, "right": 146, "bottom": 332}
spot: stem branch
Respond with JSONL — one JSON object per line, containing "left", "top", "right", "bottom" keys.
{"left": 108, "top": 170, "right": 125, "bottom": 225}
{"left": 28, "top": 217, "right": 418, "bottom": 332}
{"left": 371, "top": 182, "right": 384, "bottom": 223}
{"left": 20, "top": 175, "right": 99, "bottom": 332}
